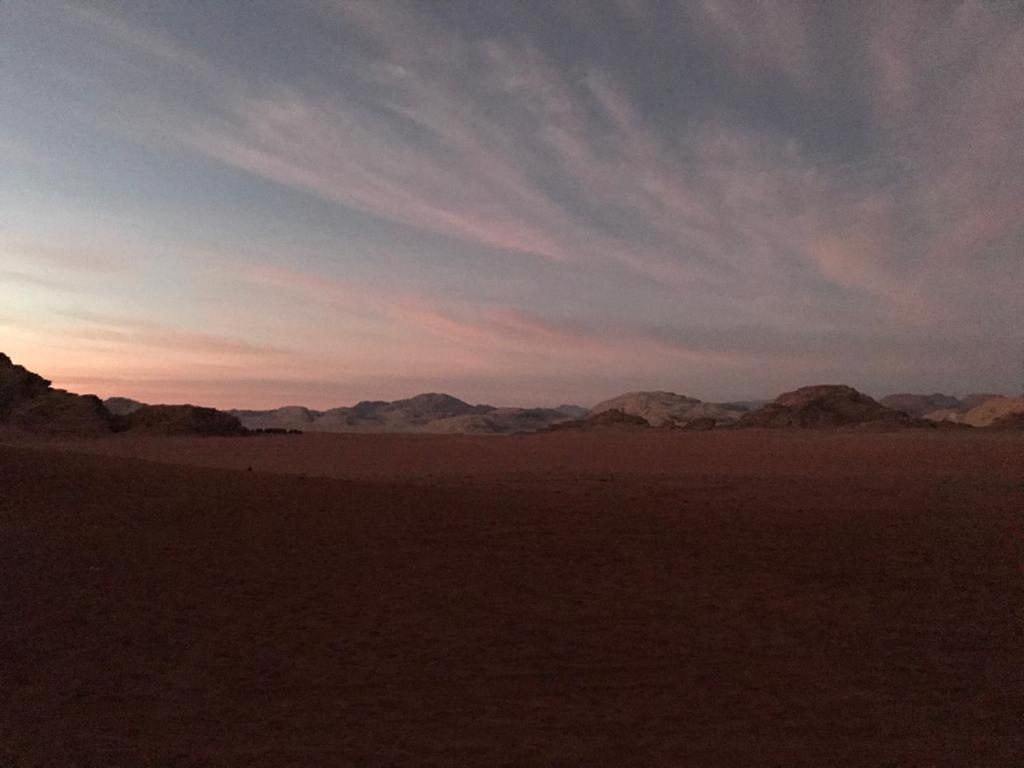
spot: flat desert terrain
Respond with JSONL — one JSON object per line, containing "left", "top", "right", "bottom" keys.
{"left": 2, "top": 430, "right": 1023, "bottom": 766}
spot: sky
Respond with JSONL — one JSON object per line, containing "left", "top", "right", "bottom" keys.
{"left": 1, "top": 1, "right": 1022, "bottom": 408}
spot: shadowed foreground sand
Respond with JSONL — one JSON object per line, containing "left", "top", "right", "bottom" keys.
{"left": 2, "top": 431, "right": 1023, "bottom": 765}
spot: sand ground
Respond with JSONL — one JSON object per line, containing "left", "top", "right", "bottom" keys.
{"left": 2, "top": 430, "right": 1023, "bottom": 766}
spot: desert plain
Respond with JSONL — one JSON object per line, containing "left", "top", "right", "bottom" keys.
{"left": 2, "top": 428, "right": 1023, "bottom": 766}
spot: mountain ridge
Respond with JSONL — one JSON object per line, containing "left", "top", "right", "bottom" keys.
{"left": 6, "top": 351, "right": 1020, "bottom": 436}
{"left": 227, "top": 393, "right": 585, "bottom": 434}
{"left": 589, "top": 390, "right": 747, "bottom": 427}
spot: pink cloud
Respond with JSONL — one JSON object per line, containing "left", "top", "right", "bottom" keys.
{"left": 233, "top": 263, "right": 746, "bottom": 377}
{"left": 398, "top": 301, "right": 746, "bottom": 370}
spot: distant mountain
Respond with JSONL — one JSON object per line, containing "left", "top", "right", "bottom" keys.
{"left": 919, "top": 394, "right": 1018, "bottom": 425}
{"left": 737, "top": 385, "right": 922, "bottom": 429}
{"left": 879, "top": 393, "right": 963, "bottom": 418}
{"left": 959, "top": 396, "right": 1024, "bottom": 427}
{"left": 230, "top": 393, "right": 581, "bottom": 434}
{"left": 22, "top": 344, "right": 1008, "bottom": 437}
{"left": 960, "top": 393, "right": 1005, "bottom": 410}
{"left": 590, "top": 391, "right": 746, "bottom": 427}
{"left": 483, "top": 407, "right": 580, "bottom": 433}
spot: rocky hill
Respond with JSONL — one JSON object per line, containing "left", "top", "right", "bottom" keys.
{"left": 8, "top": 390, "right": 117, "bottom": 436}
{"left": 1, "top": 353, "right": 116, "bottom": 436}
{"left": 958, "top": 396, "right": 1024, "bottom": 427}
{"left": 124, "top": 405, "right": 246, "bottom": 436}
{"left": 0, "top": 353, "right": 243, "bottom": 437}
{"left": 0, "top": 352, "right": 52, "bottom": 414}
{"left": 317, "top": 393, "right": 494, "bottom": 432}
{"left": 737, "top": 385, "right": 918, "bottom": 429}
{"left": 590, "top": 391, "right": 746, "bottom": 427}
{"left": 230, "top": 394, "right": 581, "bottom": 434}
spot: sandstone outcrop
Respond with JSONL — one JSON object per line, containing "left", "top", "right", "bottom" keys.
{"left": 737, "top": 385, "right": 916, "bottom": 429}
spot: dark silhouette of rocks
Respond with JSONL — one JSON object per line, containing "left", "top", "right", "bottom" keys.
{"left": 9, "top": 390, "right": 117, "bottom": 436}
{"left": 0, "top": 352, "right": 53, "bottom": 417}
{"left": 124, "top": 405, "right": 246, "bottom": 436}
{"left": 737, "top": 385, "right": 917, "bottom": 429}
{"left": 1, "top": 353, "right": 116, "bottom": 436}
{"left": 1, "top": 353, "right": 244, "bottom": 437}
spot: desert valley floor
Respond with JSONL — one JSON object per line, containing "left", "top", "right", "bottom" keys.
{"left": 2, "top": 429, "right": 1023, "bottom": 766}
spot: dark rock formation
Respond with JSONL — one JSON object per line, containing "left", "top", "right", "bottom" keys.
{"left": 737, "top": 385, "right": 914, "bottom": 429}
{"left": 124, "top": 405, "right": 246, "bottom": 436}
{"left": 1, "top": 353, "right": 256, "bottom": 437}
{"left": 1, "top": 354, "right": 116, "bottom": 436}
{"left": 9, "top": 390, "right": 117, "bottom": 436}
{"left": 0, "top": 352, "right": 53, "bottom": 418}
{"left": 590, "top": 391, "right": 745, "bottom": 427}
